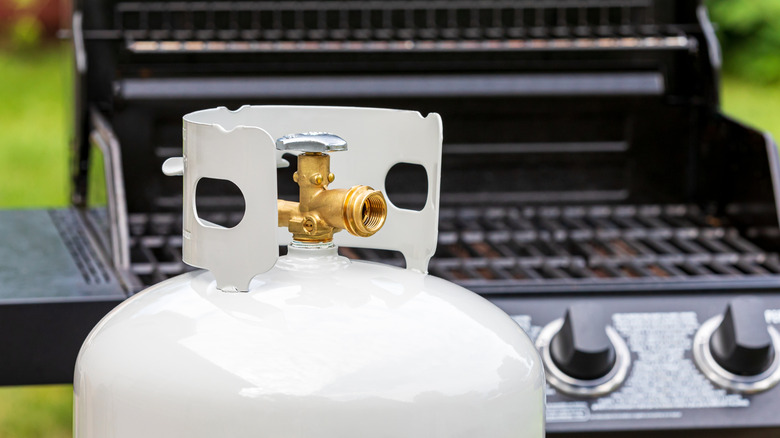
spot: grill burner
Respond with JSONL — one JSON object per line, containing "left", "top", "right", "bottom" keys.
{"left": 129, "top": 204, "right": 780, "bottom": 292}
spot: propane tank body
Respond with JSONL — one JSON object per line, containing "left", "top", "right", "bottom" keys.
{"left": 73, "top": 106, "right": 545, "bottom": 438}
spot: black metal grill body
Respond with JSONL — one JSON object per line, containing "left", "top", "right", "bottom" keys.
{"left": 2, "top": 0, "right": 780, "bottom": 435}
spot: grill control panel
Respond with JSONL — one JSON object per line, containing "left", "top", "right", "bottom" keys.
{"left": 491, "top": 294, "right": 780, "bottom": 434}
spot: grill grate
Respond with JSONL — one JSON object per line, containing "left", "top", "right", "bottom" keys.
{"left": 103, "top": 0, "right": 692, "bottom": 53}
{"left": 116, "top": 0, "right": 657, "bottom": 40}
{"left": 128, "top": 204, "right": 780, "bottom": 291}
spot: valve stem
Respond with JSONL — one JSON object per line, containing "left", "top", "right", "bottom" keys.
{"left": 276, "top": 134, "right": 387, "bottom": 243}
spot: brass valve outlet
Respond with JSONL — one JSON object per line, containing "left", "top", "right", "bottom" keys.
{"left": 276, "top": 135, "right": 387, "bottom": 243}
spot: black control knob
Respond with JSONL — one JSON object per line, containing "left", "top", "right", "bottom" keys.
{"left": 550, "top": 302, "right": 616, "bottom": 380}
{"left": 710, "top": 297, "right": 775, "bottom": 376}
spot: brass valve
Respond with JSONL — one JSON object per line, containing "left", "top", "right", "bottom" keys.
{"left": 276, "top": 133, "right": 387, "bottom": 243}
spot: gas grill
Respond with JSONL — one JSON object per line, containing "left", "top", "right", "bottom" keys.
{"left": 3, "top": 0, "right": 780, "bottom": 436}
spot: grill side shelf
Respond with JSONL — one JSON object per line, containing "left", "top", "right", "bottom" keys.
{"left": 0, "top": 208, "right": 126, "bottom": 385}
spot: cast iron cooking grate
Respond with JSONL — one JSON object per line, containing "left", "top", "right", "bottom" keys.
{"left": 127, "top": 204, "right": 780, "bottom": 292}
{"left": 424, "top": 204, "right": 780, "bottom": 292}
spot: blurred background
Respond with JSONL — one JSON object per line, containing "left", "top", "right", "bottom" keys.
{"left": 0, "top": 0, "right": 779, "bottom": 436}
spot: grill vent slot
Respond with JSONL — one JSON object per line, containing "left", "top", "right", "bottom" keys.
{"left": 50, "top": 209, "right": 112, "bottom": 285}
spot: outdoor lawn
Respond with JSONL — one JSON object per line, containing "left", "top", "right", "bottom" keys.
{"left": 1, "top": 32, "right": 780, "bottom": 438}
{"left": 0, "top": 45, "right": 73, "bottom": 438}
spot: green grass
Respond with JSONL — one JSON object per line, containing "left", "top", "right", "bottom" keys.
{"left": 0, "top": 43, "right": 73, "bottom": 438}
{"left": 0, "top": 44, "right": 71, "bottom": 208}
{"left": 0, "top": 386, "right": 72, "bottom": 438}
{"left": 722, "top": 75, "right": 780, "bottom": 141}
{"left": 0, "top": 45, "right": 779, "bottom": 438}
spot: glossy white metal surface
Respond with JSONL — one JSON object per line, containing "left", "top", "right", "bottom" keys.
{"left": 175, "top": 109, "right": 280, "bottom": 292}
{"left": 74, "top": 246, "right": 545, "bottom": 438}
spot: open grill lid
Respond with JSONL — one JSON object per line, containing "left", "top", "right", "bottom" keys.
{"left": 74, "top": 0, "right": 719, "bottom": 118}
{"left": 73, "top": 0, "right": 723, "bottom": 208}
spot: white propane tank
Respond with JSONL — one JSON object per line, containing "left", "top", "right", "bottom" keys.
{"left": 73, "top": 106, "right": 545, "bottom": 438}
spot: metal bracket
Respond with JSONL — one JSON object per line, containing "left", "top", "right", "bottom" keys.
{"left": 165, "top": 106, "right": 442, "bottom": 291}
